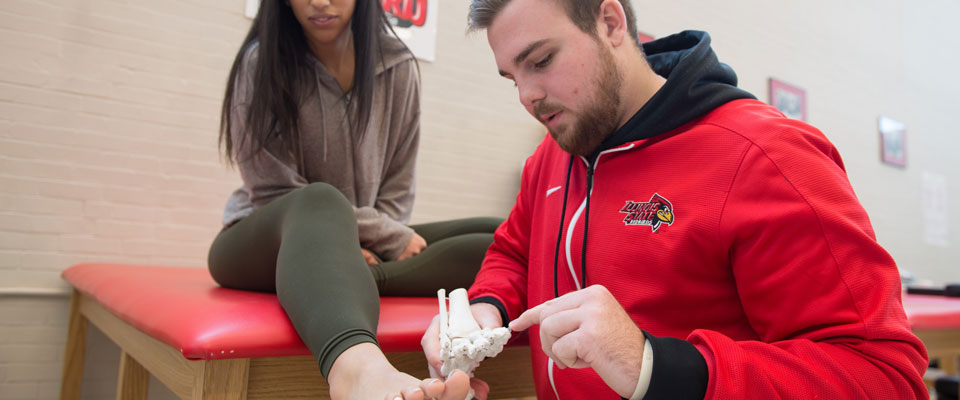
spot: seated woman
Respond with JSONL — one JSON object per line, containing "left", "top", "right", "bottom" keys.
{"left": 207, "top": 0, "right": 499, "bottom": 398}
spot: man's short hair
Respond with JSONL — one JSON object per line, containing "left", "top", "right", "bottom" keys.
{"left": 468, "top": 0, "right": 641, "bottom": 48}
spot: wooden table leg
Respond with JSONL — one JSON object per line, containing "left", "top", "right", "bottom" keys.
{"left": 940, "top": 353, "right": 957, "bottom": 376}
{"left": 117, "top": 351, "right": 150, "bottom": 400}
{"left": 192, "top": 358, "right": 250, "bottom": 400}
{"left": 60, "top": 290, "right": 88, "bottom": 400}
{"left": 941, "top": 354, "right": 960, "bottom": 397}
{"left": 914, "top": 328, "right": 960, "bottom": 398}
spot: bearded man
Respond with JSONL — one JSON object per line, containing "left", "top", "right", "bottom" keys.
{"left": 416, "top": 0, "right": 928, "bottom": 399}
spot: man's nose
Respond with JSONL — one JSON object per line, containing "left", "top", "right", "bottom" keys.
{"left": 517, "top": 79, "right": 545, "bottom": 109}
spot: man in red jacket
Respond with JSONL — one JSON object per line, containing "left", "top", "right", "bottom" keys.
{"left": 421, "top": 0, "right": 929, "bottom": 399}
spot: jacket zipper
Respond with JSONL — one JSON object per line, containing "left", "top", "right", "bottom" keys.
{"left": 549, "top": 144, "right": 634, "bottom": 399}
{"left": 581, "top": 162, "right": 595, "bottom": 288}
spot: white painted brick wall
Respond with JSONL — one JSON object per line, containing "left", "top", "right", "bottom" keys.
{"left": 1, "top": 0, "right": 958, "bottom": 398}
{"left": 0, "top": 0, "right": 251, "bottom": 396}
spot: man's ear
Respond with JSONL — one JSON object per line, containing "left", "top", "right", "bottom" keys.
{"left": 597, "top": 0, "right": 627, "bottom": 48}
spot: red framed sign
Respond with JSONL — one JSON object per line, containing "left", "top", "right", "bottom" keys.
{"left": 878, "top": 116, "right": 907, "bottom": 167}
{"left": 768, "top": 78, "right": 807, "bottom": 121}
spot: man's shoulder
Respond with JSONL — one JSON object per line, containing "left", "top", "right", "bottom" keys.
{"left": 699, "top": 99, "right": 833, "bottom": 150}
{"left": 699, "top": 99, "right": 783, "bottom": 133}
{"left": 697, "top": 99, "right": 845, "bottom": 176}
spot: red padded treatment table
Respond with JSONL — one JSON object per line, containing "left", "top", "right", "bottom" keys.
{"left": 904, "top": 294, "right": 960, "bottom": 333}
{"left": 58, "top": 263, "right": 960, "bottom": 399}
{"left": 903, "top": 293, "right": 960, "bottom": 389}
{"left": 58, "top": 264, "right": 534, "bottom": 400}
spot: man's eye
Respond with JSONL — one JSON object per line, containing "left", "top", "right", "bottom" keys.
{"left": 534, "top": 54, "right": 553, "bottom": 69}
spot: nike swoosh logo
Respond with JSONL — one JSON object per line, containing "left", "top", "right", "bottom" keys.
{"left": 546, "top": 186, "right": 562, "bottom": 197}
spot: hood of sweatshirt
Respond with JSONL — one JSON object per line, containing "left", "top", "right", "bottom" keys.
{"left": 594, "top": 30, "right": 755, "bottom": 156}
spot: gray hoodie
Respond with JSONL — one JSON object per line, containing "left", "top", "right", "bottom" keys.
{"left": 221, "top": 37, "right": 419, "bottom": 261}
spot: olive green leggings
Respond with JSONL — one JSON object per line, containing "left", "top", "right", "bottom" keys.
{"left": 207, "top": 183, "right": 502, "bottom": 378}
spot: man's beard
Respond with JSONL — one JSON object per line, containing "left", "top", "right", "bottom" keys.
{"left": 539, "top": 44, "right": 623, "bottom": 157}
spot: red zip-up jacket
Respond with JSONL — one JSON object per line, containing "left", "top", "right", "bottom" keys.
{"left": 468, "top": 97, "right": 928, "bottom": 399}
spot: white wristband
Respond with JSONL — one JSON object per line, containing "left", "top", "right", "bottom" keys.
{"left": 629, "top": 339, "right": 654, "bottom": 400}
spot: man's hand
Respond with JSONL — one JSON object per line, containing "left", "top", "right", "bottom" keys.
{"left": 398, "top": 232, "right": 427, "bottom": 261}
{"left": 422, "top": 302, "right": 501, "bottom": 399}
{"left": 360, "top": 248, "right": 379, "bottom": 265}
{"left": 509, "top": 285, "right": 645, "bottom": 398}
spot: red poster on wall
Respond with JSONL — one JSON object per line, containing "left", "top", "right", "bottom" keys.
{"left": 382, "top": 0, "right": 438, "bottom": 61}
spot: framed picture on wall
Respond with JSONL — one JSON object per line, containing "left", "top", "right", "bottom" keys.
{"left": 878, "top": 116, "right": 907, "bottom": 167}
{"left": 768, "top": 78, "right": 807, "bottom": 121}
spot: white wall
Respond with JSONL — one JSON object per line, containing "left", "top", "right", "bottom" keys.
{"left": 0, "top": 0, "right": 956, "bottom": 398}
{"left": 631, "top": 0, "right": 959, "bottom": 283}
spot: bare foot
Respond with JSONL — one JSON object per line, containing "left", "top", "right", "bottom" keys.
{"left": 327, "top": 343, "right": 471, "bottom": 400}
{"left": 384, "top": 370, "right": 473, "bottom": 400}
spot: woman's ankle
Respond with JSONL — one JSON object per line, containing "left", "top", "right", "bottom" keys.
{"left": 327, "top": 343, "right": 393, "bottom": 387}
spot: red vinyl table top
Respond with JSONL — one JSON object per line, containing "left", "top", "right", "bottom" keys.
{"left": 62, "top": 263, "right": 442, "bottom": 361}
{"left": 62, "top": 264, "right": 957, "bottom": 362}
{"left": 902, "top": 292, "right": 960, "bottom": 332}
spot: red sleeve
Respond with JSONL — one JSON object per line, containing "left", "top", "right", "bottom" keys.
{"left": 467, "top": 151, "right": 540, "bottom": 323}
{"left": 695, "top": 123, "right": 928, "bottom": 398}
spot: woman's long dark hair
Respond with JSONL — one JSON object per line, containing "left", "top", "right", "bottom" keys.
{"left": 219, "top": 0, "right": 409, "bottom": 166}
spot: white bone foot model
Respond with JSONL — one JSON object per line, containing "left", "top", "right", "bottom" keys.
{"left": 437, "top": 288, "right": 511, "bottom": 380}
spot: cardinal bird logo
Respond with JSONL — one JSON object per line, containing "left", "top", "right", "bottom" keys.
{"left": 618, "top": 193, "right": 675, "bottom": 232}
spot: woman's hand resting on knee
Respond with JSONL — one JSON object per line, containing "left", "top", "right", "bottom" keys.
{"left": 398, "top": 233, "right": 427, "bottom": 261}
{"left": 361, "top": 249, "right": 380, "bottom": 265}
{"left": 361, "top": 233, "right": 425, "bottom": 264}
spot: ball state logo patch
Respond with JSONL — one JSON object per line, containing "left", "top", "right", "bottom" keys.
{"left": 618, "top": 193, "right": 675, "bottom": 232}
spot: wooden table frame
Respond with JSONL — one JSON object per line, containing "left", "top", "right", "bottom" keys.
{"left": 916, "top": 328, "right": 960, "bottom": 394}
{"left": 59, "top": 290, "right": 536, "bottom": 400}
{"left": 60, "top": 287, "right": 960, "bottom": 399}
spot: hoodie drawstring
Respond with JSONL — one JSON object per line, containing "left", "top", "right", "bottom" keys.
{"left": 580, "top": 163, "right": 595, "bottom": 288}
{"left": 310, "top": 69, "right": 329, "bottom": 163}
{"left": 553, "top": 156, "right": 575, "bottom": 299}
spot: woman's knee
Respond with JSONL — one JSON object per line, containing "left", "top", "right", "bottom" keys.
{"left": 287, "top": 182, "right": 352, "bottom": 213}
{"left": 278, "top": 183, "right": 357, "bottom": 235}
